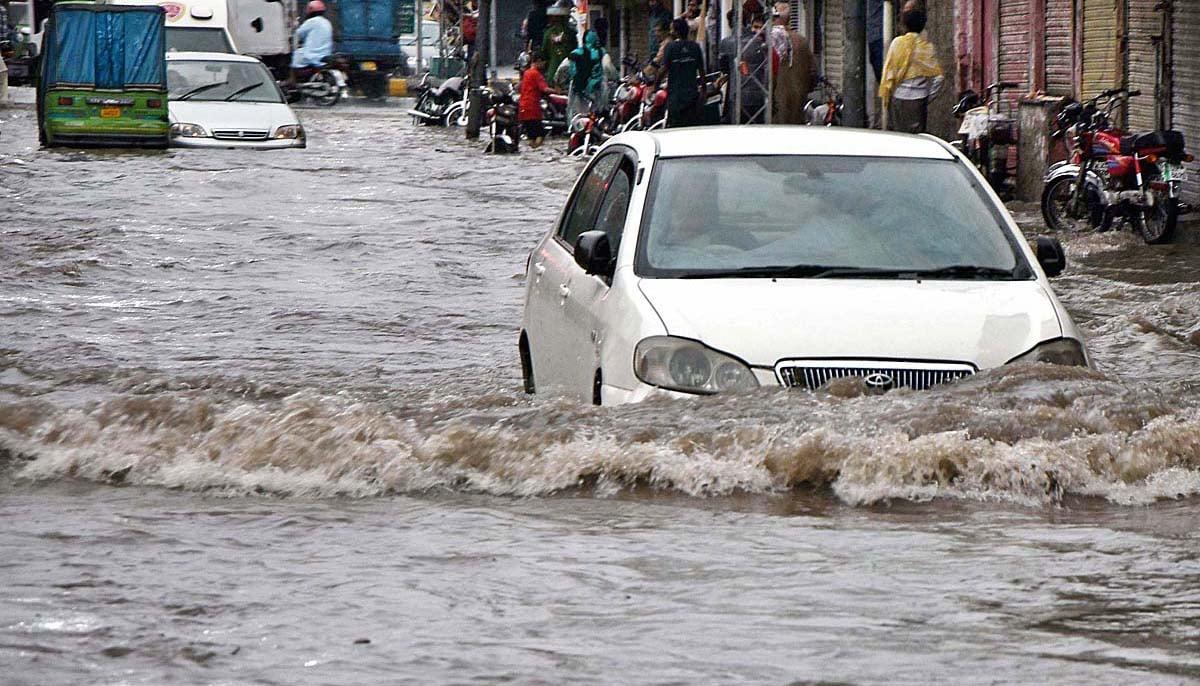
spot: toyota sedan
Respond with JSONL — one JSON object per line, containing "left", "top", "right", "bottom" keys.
{"left": 519, "top": 127, "right": 1088, "bottom": 405}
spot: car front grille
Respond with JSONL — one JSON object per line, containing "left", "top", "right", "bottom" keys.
{"left": 212, "top": 129, "right": 270, "bottom": 141}
{"left": 776, "top": 361, "right": 976, "bottom": 391}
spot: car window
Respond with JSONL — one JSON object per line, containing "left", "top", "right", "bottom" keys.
{"left": 168, "top": 60, "right": 283, "bottom": 104}
{"left": 593, "top": 160, "right": 634, "bottom": 258}
{"left": 560, "top": 153, "right": 621, "bottom": 248}
{"left": 166, "top": 27, "right": 235, "bottom": 53}
{"left": 636, "top": 155, "right": 1031, "bottom": 278}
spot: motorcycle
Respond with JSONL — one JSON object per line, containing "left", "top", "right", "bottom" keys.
{"left": 611, "top": 70, "right": 651, "bottom": 132}
{"left": 804, "top": 76, "right": 843, "bottom": 126}
{"left": 408, "top": 73, "right": 468, "bottom": 127}
{"left": 539, "top": 92, "right": 570, "bottom": 136}
{"left": 484, "top": 82, "right": 519, "bottom": 154}
{"left": 567, "top": 107, "right": 613, "bottom": 157}
{"left": 951, "top": 81, "right": 1020, "bottom": 198}
{"left": 1041, "top": 87, "right": 1193, "bottom": 244}
{"left": 279, "top": 57, "right": 348, "bottom": 107}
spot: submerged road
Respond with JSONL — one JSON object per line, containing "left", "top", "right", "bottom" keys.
{"left": 2, "top": 104, "right": 1200, "bottom": 684}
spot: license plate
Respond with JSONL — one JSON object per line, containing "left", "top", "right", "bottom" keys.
{"left": 100, "top": 107, "right": 122, "bottom": 118}
{"left": 359, "top": 61, "right": 377, "bottom": 71}
{"left": 1163, "top": 163, "right": 1188, "bottom": 182}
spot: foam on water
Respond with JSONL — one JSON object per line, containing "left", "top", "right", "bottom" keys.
{"left": 3, "top": 364, "right": 1198, "bottom": 506}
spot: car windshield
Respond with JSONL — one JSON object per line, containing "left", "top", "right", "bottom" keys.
{"left": 166, "top": 27, "right": 235, "bottom": 53}
{"left": 636, "top": 155, "right": 1032, "bottom": 279}
{"left": 168, "top": 60, "right": 283, "bottom": 104}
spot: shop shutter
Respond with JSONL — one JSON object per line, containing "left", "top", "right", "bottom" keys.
{"left": 823, "top": 0, "right": 843, "bottom": 85}
{"left": 1044, "top": 0, "right": 1074, "bottom": 96}
{"left": 1080, "top": 0, "right": 1119, "bottom": 99}
{"left": 1126, "top": 0, "right": 1162, "bottom": 131}
{"left": 1172, "top": 5, "right": 1200, "bottom": 205}
{"left": 997, "top": 0, "right": 1030, "bottom": 96}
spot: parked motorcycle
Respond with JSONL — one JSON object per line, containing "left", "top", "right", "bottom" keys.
{"left": 804, "top": 76, "right": 843, "bottom": 126}
{"left": 484, "top": 82, "right": 519, "bottom": 154}
{"left": 1041, "top": 87, "right": 1192, "bottom": 244}
{"left": 567, "top": 108, "right": 613, "bottom": 157}
{"left": 611, "top": 70, "right": 651, "bottom": 132}
{"left": 539, "top": 92, "right": 570, "bottom": 136}
{"left": 279, "top": 57, "right": 348, "bottom": 107}
{"left": 408, "top": 73, "right": 468, "bottom": 126}
{"left": 951, "top": 81, "right": 1020, "bottom": 198}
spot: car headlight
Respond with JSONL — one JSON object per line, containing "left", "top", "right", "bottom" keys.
{"left": 169, "top": 123, "right": 207, "bottom": 138}
{"left": 273, "top": 125, "right": 305, "bottom": 140}
{"left": 1008, "top": 338, "right": 1089, "bottom": 366}
{"left": 634, "top": 336, "right": 759, "bottom": 395}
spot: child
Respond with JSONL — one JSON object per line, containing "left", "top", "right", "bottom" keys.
{"left": 518, "top": 52, "right": 557, "bottom": 149}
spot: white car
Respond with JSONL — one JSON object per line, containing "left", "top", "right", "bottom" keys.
{"left": 519, "top": 127, "right": 1089, "bottom": 406}
{"left": 167, "top": 52, "right": 305, "bottom": 149}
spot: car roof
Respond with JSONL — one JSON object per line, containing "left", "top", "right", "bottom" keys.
{"left": 629, "top": 126, "right": 956, "bottom": 160}
{"left": 166, "top": 51, "right": 264, "bottom": 64}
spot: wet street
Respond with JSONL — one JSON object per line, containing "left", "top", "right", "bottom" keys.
{"left": 2, "top": 104, "right": 1200, "bottom": 684}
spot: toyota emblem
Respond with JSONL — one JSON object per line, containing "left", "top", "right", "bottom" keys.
{"left": 862, "top": 372, "right": 895, "bottom": 393}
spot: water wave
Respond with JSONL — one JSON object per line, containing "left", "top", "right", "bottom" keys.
{"left": 3, "top": 364, "right": 1198, "bottom": 507}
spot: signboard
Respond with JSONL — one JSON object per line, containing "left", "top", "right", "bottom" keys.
{"left": 398, "top": 0, "right": 415, "bottom": 34}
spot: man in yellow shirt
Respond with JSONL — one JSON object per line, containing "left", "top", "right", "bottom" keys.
{"left": 879, "top": 1, "right": 943, "bottom": 134}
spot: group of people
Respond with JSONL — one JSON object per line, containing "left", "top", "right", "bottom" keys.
{"left": 511, "top": 0, "right": 944, "bottom": 148}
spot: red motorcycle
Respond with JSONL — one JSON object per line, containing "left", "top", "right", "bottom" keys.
{"left": 1041, "top": 88, "right": 1192, "bottom": 244}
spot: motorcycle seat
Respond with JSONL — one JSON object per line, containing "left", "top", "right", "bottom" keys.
{"left": 431, "top": 76, "right": 463, "bottom": 97}
{"left": 1121, "top": 130, "right": 1186, "bottom": 159}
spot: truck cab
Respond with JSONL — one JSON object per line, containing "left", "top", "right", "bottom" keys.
{"left": 121, "top": 0, "right": 240, "bottom": 53}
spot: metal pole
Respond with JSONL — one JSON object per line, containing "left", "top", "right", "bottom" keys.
{"left": 416, "top": 0, "right": 424, "bottom": 75}
{"left": 466, "top": 0, "right": 489, "bottom": 139}
{"left": 618, "top": 7, "right": 626, "bottom": 77}
{"left": 843, "top": 0, "right": 866, "bottom": 128}
{"left": 488, "top": 0, "right": 497, "bottom": 82}
{"left": 881, "top": 0, "right": 893, "bottom": 129}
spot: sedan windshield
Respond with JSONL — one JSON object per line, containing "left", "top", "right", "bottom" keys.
{"left": 168, "top": 60, "right": 283, "bottom": 104}
{"left": 636, "top": 156, "right": 1032, "bottom": 279}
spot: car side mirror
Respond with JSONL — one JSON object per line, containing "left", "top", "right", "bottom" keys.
{"left": 574, "top": 230, "right": 613, "bottom": 278}
{"left": 1035, "top": 235, "right": 1066, "bottom": 277}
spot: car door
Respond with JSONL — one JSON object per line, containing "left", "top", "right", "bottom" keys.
{"left": 525, "top": 151, "right": 622, "bottom": 397}
{"left": 561, "top": 152, "right": 637, "bottom": 400}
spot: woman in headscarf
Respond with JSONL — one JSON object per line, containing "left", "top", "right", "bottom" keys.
{"left": 542, "top": 2, "right": 578, "bottom": 83}
{"left": 879, "top": 1, "right": 944, "bottom": 133}
{"left": 769, "top": 2, "right": 815, "bottom": 125}
{"left": 566, "top": 29, "right": 607, "bottom": 120}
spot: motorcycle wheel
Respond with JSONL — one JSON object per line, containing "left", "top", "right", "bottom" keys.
{"left": 1041, "top": 175, "right": 1105, "bottom": 233}
{"left": 444, "top": 103, "right": 464, "bottom": 127}
{"left": 311, "top": 72, "right": 340, "bottom": 107}
{"left": 1137, "top": 193, "right": 1178, "bottom": 244}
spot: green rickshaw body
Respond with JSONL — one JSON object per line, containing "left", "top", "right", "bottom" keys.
{"left": 37, "top": 3, "right": 169, "bottom": 148}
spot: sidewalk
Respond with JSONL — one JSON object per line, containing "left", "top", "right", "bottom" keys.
{"left": 1, "top": 86, "right": 36, "bottom": 108}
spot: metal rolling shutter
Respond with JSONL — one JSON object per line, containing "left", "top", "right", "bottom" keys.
{"left": 998, "top": 0, "right": 1030, "bottom": 95}
{"left": 1126, "top": 0, "right": 1161, "bottom": 131}
{"left": 1044, "top": 0, "right": 1074, "bottom": 96}
{"left": 824, "top": 0, "right": 843, "bottom": 84}
{"left": 1172, "top": 6, "right": 1200, "bottom": 205}
{"left": 1081, "top": 0, "right": 1119, "bottom": 99}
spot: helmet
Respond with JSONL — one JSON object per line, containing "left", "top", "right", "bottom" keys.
{"left": 306, "top": 0, "right": 326, "bottom": 13}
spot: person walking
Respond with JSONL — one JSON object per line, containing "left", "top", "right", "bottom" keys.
{"left": 518, "top": 52, "right": 558, "bottom": 149}
{"left": 525, "top": 0, "right": 548, "bottom": 51}
{"left": 659, "top": 17, "right": 704, "bottom": 128}
{"left": 719, "top": 9, "right": 767, "bottom": 124}
{"left": 768, "top": 2, "right": 814, "bottom": 125}
{"left": 646, "top": 0, "right": 671, "bottom": 58}
{"left": 542, "top": 2, "right": 577, "bottom": 83}
{"left": 879, "top": 1, "right": 944, "bottom": 134}
{"left": 566, "top": 29, "right": 605, "bottom": 121}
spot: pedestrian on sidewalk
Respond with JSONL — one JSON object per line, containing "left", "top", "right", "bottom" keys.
{"left": 769, "top": 2, "right": 815, "bottom": 125}
{"left": 660, "top": 18, "right": 704, "bottom": 128}
{"left": 879, "top": 1, "right": 944, "bottom": 134}
{"left": 542, "top": 3, "right": 577, "bottom": 84}
{"left": 519, "top": 52, "right": 558, "bottom": 149}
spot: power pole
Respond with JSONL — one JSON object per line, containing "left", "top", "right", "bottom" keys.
{"left": 466, "top": 0, "right": 491, "bottom": 140}
{"left": 843, "top": 0, "right": 867, "bottom": 128}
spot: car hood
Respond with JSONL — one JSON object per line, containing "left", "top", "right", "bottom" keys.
{"left": 169, "top": 101, "right": 298, "bottom": 132}
{"left": 636, "top": 278, "right": 1065, "bottom": 369}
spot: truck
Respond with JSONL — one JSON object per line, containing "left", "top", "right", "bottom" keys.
{"left": 326, "top": 0, "right": 405, "bottom": 98}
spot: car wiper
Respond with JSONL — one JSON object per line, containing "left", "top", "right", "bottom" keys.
{"left": 224, "top": 82, "right": 266, "bottom": 101}
{"left": 677, "top": 264, "right": 845, "bottom": 279}
{"left": 175, "top": 81, "right": 229, "bottom": 101}
{"left": 907, "top": 265, "right": 1022, "bottom": 279}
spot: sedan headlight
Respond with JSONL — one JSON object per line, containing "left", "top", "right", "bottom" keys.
{"left": 273, "top": 124, "right": 305, "bottom": 140}
{"left": 634, "top": 336, "right": 760, "bottom": 395}
{"left": 169, "top": 122, "right": 207, "bottom": 138}
{"left": 1008, "top": 338, "right": 1088, "bottom": 366}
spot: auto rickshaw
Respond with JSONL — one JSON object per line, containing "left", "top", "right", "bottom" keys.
{"left": 37, "top": 2, "right": 169, "bottom": 147}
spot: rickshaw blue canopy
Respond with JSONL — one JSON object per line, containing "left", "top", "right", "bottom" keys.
{"left": 42, "top": 4, "right": 166, "bottom": 90}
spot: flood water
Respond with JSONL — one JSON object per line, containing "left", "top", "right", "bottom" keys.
{"left": 2, "top": 105, "right": 1200, "bottom": 684}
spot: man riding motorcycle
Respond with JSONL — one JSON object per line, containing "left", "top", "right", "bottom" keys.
{"left": 290, "top": 0, "right": 334, "bottom": 84}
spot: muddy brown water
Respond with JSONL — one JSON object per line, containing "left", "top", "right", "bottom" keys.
{"left": 2, "top": 105, "right": 1199, "bottom": 684}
